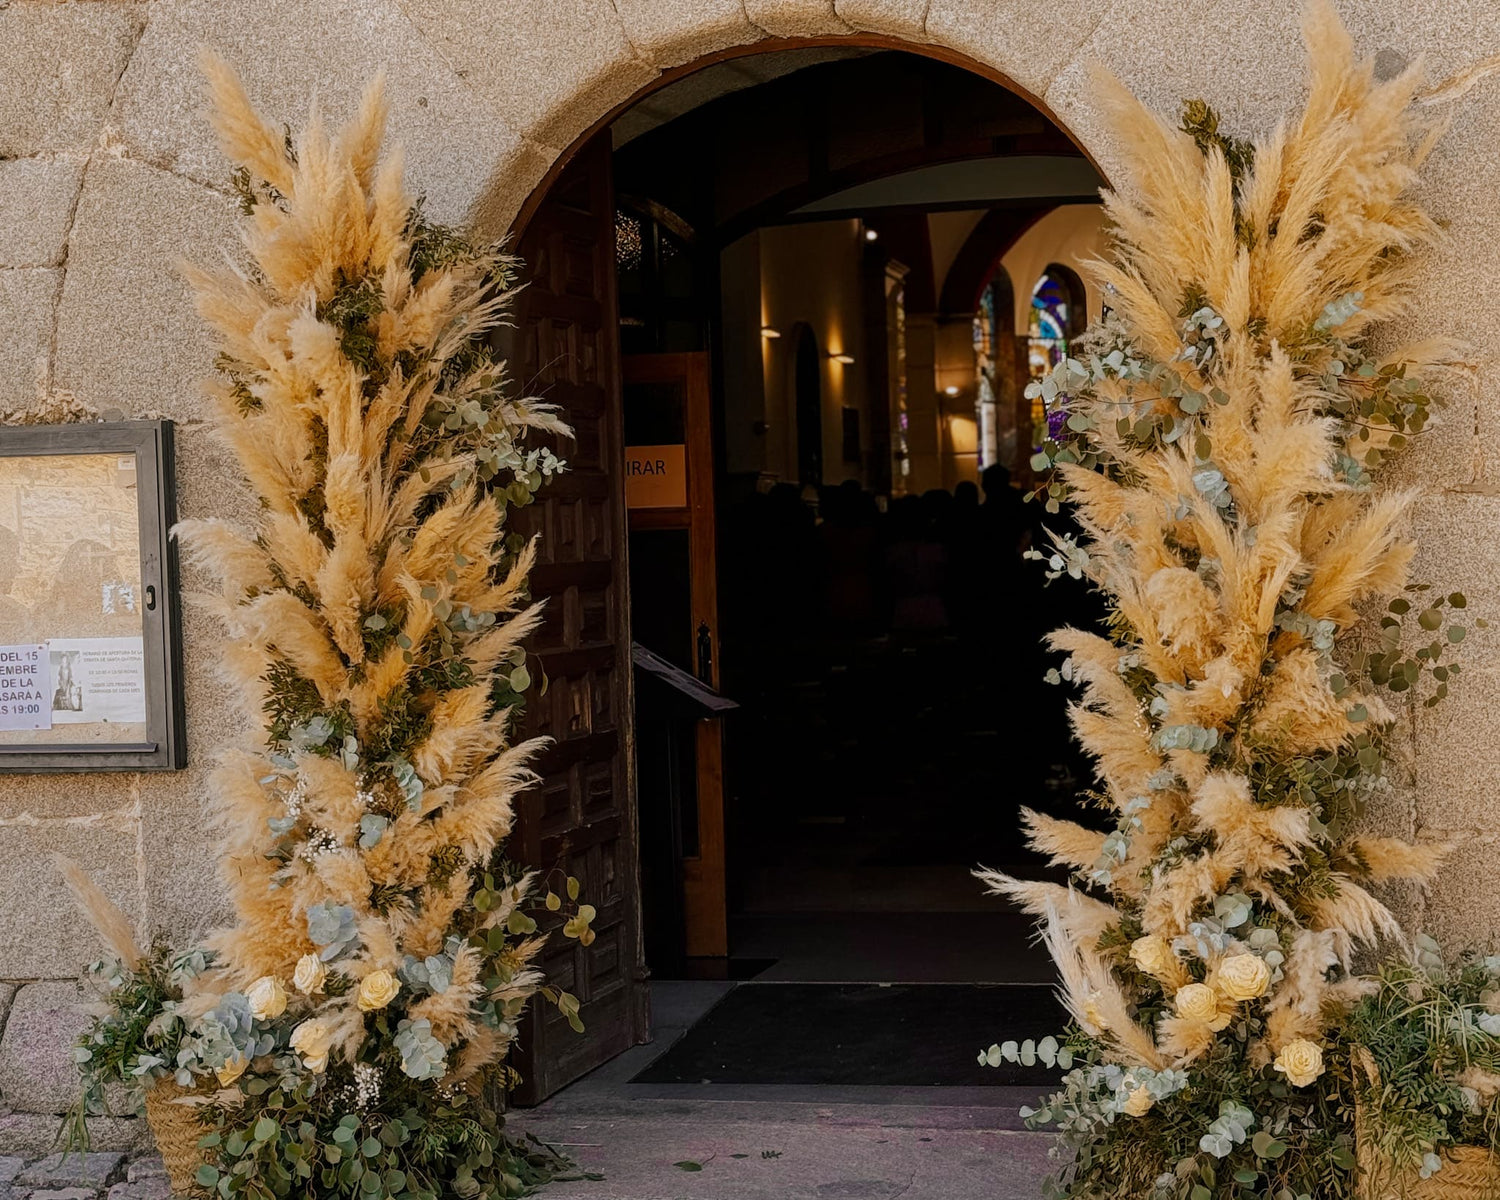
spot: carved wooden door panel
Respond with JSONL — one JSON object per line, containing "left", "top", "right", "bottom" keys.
{"left": 504, "top": 133, "right": 647, "bottom": 1104}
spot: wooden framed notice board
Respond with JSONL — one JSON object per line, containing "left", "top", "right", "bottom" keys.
{"left": 0, "top": 420, "right": 186, "bottom": 772}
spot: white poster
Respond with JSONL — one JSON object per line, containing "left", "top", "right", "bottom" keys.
{"left": 47, "top": 637, "right": 147, "bottom": 726}
{"left": 0, "top": 644, "right": 50, "bottom": 731}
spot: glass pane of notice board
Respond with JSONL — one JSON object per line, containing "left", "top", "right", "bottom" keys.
{"left": 0, "top": 422, "right": 185, "bottom": 771}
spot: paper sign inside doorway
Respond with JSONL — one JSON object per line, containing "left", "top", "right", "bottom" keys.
{"left": 624, "top": 444, "right": 687, "bottom": 509}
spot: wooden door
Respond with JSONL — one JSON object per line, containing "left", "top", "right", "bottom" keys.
{"left": 505, "top": 133, "right": 648, "bottom": 1105}
{"left": 622, "top": 352, "right": 727, "bottom": 959}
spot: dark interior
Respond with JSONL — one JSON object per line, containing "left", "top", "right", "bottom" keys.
{"left": 609, "top": 48, "right": 1106, "bottom": 986}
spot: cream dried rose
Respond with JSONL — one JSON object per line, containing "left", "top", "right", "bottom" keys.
{"left": 356, "top": 968, "right": 401, "bottom": 1012}
{"left": 290, "top": 1017, "right": 336, "bottom": 1072}
{"left": 215, "top": 1054, "right": 248, "bottom": 1087}
{"left": 246, "top": 975, "right": 287, "bottom": 1020}
{"left": 1120, "top": 1084, "right": 1154, "bottom": 1116}
{"left": 1274, "top": 1038, "right": 1324, "bottom": 1088}
{"left": 293, "top": 953, "right": 327, "bottom": 995}
{"left": 1217, "top": 953, "right": 1271, "bottom": 1002}
{"left": 1130, "top": 934, "right": 1174, "bottom": 978}
{"left": 1175, "top": 982, "right": 1231, "bottom": 1031}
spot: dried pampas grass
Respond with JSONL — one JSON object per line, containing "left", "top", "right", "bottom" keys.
{"left": 173, "top": 54, "right": 574, "bottom": 1083}
{"left": 986, "top": 0, "right": 1460, "bottom": 1076}
{"left": 54, "top": 853, "right": 142, "bottom": 971}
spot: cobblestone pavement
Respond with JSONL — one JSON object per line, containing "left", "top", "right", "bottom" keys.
{"left": 0, "top": 1152, "right": 168, "bottom": 1200}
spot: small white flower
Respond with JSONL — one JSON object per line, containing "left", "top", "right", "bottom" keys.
{"left": 1081, "top": 990, "right": 1109, "bottom": 1033}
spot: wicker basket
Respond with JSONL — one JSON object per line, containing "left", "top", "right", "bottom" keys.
{"left": 1357, "top": 1116, "right": 1499, "bottom": 1199}
{"left": 1356, "top": 1051, "right": 1500, "bottom": 1199}
{"left": 144, "top": 1079, "right": 209, "bottom": 1195}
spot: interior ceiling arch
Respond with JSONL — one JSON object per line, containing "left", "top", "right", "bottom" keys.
{"left": 791, "top": 156, "right": 1101, "bottom": 217}
{"left": 609, "top": 49, "right": 1100, "bottom": 247}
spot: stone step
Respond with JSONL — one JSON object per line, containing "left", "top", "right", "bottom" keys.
{"left": 511, "top": 1106, "right": 1056, "bottom": 1200}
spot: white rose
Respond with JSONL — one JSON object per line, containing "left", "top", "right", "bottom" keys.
{"left": 1175, "top": 983, "right": 1231, "bottom": 1031}
{"left": 1120, "top": 1084, "right": 1154, "bottom": 1117}
{"left": 1131, "top": 934, "right": 1188, "bottom": 988}
{"left": 246, "top": 976, "right": 288, "bottom": 1020}
{"left": 1274, "top": 1039, "right": 1324, "bottom": 1088}
{"left": 1130, "top": 934, "right": 1173, "bottom": 977}
{"left": 293, "top": 954, "right": 327, "bottom": 995}
{"left": 290, "top": 1017, "right": 336, "bottom": 1073}
{"left": 1217, "top": 953, "right": 1271, "bottom": 1002}
{"left": 356, "top": 969, "right": 401, "bottom": 1013}
{"left": 215, "top": 1054, "right": 248, "bottom": 1087}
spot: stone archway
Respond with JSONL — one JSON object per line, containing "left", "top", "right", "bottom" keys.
{"left": 4, "top": 0, "right": 1493, "bottom": 1136}
{"left": 495, "top": 22, "right": 1116, "bottom": 1099}
{"left": 495, "top": 32, "right": 1108, "bottom": 243}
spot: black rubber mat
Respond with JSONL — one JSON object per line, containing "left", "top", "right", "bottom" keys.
{"left": 632, "top": 982, "right": 1068, "bottom": 1086}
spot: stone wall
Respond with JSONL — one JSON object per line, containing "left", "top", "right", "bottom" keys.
{"left": 2, "top": 0, "right": 1498, "bottom": 1148}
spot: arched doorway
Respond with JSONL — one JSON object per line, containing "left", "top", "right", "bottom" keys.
{"left": 502, "top": 38, "right": 1106, "bottom": 1102}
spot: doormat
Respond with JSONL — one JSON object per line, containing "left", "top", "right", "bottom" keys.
{"left": 631, "top": 982, "right": 1067, "bottom": 1086}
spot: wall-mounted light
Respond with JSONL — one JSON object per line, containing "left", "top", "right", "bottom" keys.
{"left": 761, "top": 325, "right": 781, "bottom": 339}
{"left": 864, "top": 227, "right": 880, "bottom": 242}
{"left": 944, "top": 385, "right": 962, "bottom": 397}
{"left": 831, "top": 353, "right": 855, "bottom": 365}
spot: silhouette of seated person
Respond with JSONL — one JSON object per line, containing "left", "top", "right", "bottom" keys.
{"left": 883, "top": 492, "right": 949, "bottom": 632}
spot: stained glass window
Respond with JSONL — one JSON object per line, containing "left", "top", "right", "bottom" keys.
{"left": 892, "top": 280, "right": 910, "bottom": 484}
{"left": 1028, "top": 271, "right": 1074, "bottom": 444}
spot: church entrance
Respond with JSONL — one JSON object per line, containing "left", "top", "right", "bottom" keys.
{"left": 502, "top": 41, "right": 1106, "bottom": 1101}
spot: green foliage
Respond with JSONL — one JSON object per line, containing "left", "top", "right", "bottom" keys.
{"left": 1351, "top": 586, "right": 1484, "bottom": 707}
{"left": 263, "top": 659, "right": 356, "bottom": 756}
{"left": 1347, "top": 946, "right": 1500, "bottom": 1181}
{"left": 1000, "top": 63, "right": 1478, "bottom": 1200}
{"left": 1021, "top": 1030, "right": 1357, "bottom": 1200}
{"left": 980, "top": 1035, "right": 1074, "bottom": 1070}
{"left": 198, "top": 1084, "right": 587, "bottom": 1200}
{"left": 406, "top": 202, "right": 483, "bottom": 284}
{"left": 71, "top": 79, "right": 592, "bottom": 1198}
{"left": 63, "top": 941, "right": 216, "bottom": 1149}
{"left": 1179, "top": 101, "right": 1256, "bottom": 196}
{"left": 318, "top": 276, "right": 387, "bottom": 376}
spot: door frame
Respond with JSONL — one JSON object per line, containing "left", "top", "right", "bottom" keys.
{"left": 498, "top": 29, "right": 1110, "bottom": 1103}
{"left": 504, "top": 133, "right": 649, "bottom": 1105}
